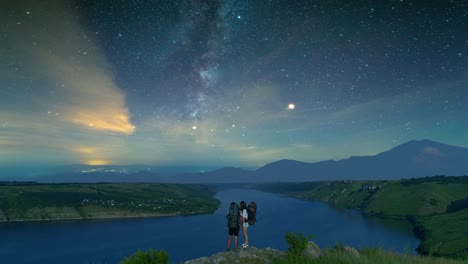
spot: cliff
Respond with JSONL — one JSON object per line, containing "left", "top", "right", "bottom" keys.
{"left": 184, "top": 247, "right": 285, "bottom": 264}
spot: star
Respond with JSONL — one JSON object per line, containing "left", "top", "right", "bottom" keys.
{"left": 0, "top": 0, "right": 466, "bottom": 171}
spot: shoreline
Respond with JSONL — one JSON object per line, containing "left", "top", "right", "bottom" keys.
{"left": 0, "top": 210, "right": 214, "bottom": 223}
{"left": 281, "top": 194, "right": 442, "bottom": 257}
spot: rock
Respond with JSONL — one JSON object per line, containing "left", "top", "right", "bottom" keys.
{"left": 343, "top": 246, "right": 360, "bottom": 258}
{"left": 184, "top": 246, "right": 285, "bottom": 264}
{"left": 303, "top": 241, "right": 322, "bottom": 258}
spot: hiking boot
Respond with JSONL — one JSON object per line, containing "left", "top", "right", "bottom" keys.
{"left": 226, "top": 248, "right": 230, "bottom": 252}
{"left": 242, "top": 244, "right": 249, "bottom": 248}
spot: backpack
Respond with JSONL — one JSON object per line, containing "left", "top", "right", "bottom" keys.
{"left": 227, "top": 203, "right": 240, "bottom": 228}
{"left": 247, "top": 201, "right": 257, "bottom": 225}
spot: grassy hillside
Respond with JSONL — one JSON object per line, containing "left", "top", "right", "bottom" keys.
{"left": 365, "top": 181, "right": 468, "bottom": 217}
{"left": 273, "top": 247, "right": 467, "bottom": 264}
{"left": 254, "top": 176, "right": 468, "bottom": 259}
{"left": 0, "top": 182, "right": 220, "bottom": 221}
{"left": 415, "top": 208, "right": 468, "bottom": 257}
{"left": 128, "top": 245, "right": 467, "bottom": 264}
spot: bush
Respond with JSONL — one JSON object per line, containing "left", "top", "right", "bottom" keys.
{"left": 446, "top": 198, "right": 468, "bottom": 213}
{"left": 120, "top": 249, "right": 169, "bottom": 264}
{"left": 285, "top": 232, "right": 315, "bottom": 256}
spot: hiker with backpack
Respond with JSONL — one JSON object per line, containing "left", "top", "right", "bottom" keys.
{"left": 226, "top": 202, "right": 240, "bottom": 252}
{"left": 240, "top": 201, "right": 257, "bottom": 249}
{"left": 239, "top": 201, "right": 250, "bottom": 248}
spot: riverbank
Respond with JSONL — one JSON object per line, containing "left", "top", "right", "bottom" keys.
{"left": 0, "top": 209, "right": 217, "bottom": 223}
{"left": 253, "top": 176, "right": 468, "bottom": 259}
{"left": 0, "top": 182, "right": 220, "bottom": 222}
{"left": 0, "top": 212, "right": 179, "bottom": 223}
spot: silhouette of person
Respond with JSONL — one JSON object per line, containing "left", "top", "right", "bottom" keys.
{"left": 239, "top": 201, "right": 249, "bottom": 248}
{"left": 226, "top": 202, "right": 240, "bottom": 251}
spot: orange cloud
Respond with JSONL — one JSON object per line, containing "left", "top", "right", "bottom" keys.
{"left": 71, "top": 113, "right": 135, "bottom": 135}
{"left": 74, "top": 147, "right": 97, "bottom": 154}
{"left": 82, "top": 160, "right": 111, "bottom": 166}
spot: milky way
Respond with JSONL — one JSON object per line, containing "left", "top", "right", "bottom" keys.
{"left": 0, "top": 0, "right": 467, "bottom": 170}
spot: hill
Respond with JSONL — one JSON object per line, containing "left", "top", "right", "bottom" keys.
{"left": 255, "top": 139, "right": 468, "bottom": 181}
{"left": 254, "top": 176, "right": 468, "bottom": 258}
{"left": 123, "top": 244, "right": 467, "bottom": 264}
{"left": 182, "top": 246, "right": 466, "bottom": 264}
{"left": 20, "top": 139, "right": 468, "bottom": 183}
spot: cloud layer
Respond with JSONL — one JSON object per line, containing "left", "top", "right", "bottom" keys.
{"left": 0, "top": 1, "right": 134, "bottom": 165}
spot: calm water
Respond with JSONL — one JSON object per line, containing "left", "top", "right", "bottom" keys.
{"left": 0, "top": 189, "right": 419, "bottom": 263}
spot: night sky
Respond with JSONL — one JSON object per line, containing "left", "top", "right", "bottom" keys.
{"left": 1, "top": 0, "right": 467, "bottom": 170}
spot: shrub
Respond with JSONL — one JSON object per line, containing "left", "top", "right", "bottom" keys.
{"left": 285, "top": 232, "right": 315, "bottom": 256}
{"left": 446, "top": 198, "right": 468, "bottom": 213}
{"left": 120, "top": 249, "right": 169, "bottom": 264}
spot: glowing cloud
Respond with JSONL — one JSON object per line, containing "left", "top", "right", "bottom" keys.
{"left": 82, "top": 160, "right": 112, "bottom": 166}
{"left": 0, "top": 1, "right": 136, "bottom": 165}
{"left": 74, "top": 147, "right": 97, "bottom": 154}
{"left": 2, "top": 1, "right": 134, "bottom": 135}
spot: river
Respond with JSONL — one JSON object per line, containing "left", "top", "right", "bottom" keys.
{"left": 0, "top": 188, "right": 419, "bottom": 263}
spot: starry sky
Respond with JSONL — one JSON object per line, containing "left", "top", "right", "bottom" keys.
{"left": 1, "top": 0, "right": 467, "bottom": 171}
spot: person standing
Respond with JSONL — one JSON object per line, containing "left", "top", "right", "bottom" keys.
{"left": 239, "top": 201, "right": 249, "bottom": 248}
{"left": 226, "top": 202, "right": 240, "bottom": 252}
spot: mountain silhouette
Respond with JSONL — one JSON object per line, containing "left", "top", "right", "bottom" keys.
{"left": 255, "top": 139, "right": 468, "bottom": 181}
{"left": 31, "top": 139, "right": 468, "bottom": 183}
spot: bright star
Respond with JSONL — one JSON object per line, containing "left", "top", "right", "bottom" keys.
{"left": 288, "top": 103, "right": 295, "bottom": 110}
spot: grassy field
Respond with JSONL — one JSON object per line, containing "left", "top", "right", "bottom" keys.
{"left": 272, "top": 247, "right": 467, "bottom": 264}
{"left": 254, "top": 176, "right": 468, "bottom": 259}
{"left": 0, "top": 182, "right": 220, "bottom": 221}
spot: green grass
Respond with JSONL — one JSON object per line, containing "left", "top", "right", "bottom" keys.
{"left": 364, "top": 182, "right": 468, "bottom": 217}
{"left": 121, "top": 249, "right": 169, "bottom": 264}
{"left": 0, "top": 183, "right": 220, "bottom": 221}
{"left": 253, "top": 176, "right": 468, "bottom": 259}
{"left": 121, "top": 230, "right": 467, "bottom": 264}
{"left": 272, "top": 247, "right": 466, "bottom": 264}
{"left": 416, "top": 208, "right": 468, "bottom": 258}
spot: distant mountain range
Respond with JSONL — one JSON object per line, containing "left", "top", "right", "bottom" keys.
{"left": 26, "top": 139, "right": 468, "bottom": 183}
{"left": 256, "top": 139, "right": 468, "bottom": 182}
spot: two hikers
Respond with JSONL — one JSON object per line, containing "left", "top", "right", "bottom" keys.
{"left": 226, "top": 200, "right": 257, "bottom": 252}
